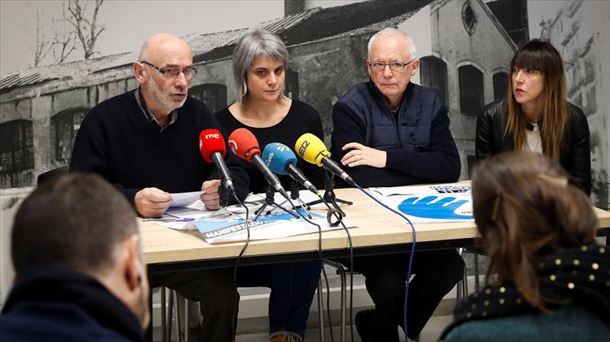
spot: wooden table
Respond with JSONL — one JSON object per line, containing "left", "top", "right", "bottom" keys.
{"left": 142, "top": 186, "right": 610, "bottom": 341}
{"left": 143, "top": 187, "right": 610, "bottom": 276}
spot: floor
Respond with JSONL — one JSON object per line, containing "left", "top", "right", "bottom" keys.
{"left": 154, "top": 298, "right": 456, "bottom": 342}
{"left": 236, "top": 314, "right": 454, "bottom": 342}
{"left": 152, "top": 260, "right": 474, "bottom": 342}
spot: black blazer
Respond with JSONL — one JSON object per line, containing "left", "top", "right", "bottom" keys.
{"left": 475, "top": 100, "right": 591, "bottom": 195}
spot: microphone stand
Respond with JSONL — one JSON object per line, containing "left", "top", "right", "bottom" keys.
{"left": 289, "top": 180, "right": 313, "bottom": 219}
{"left": 254, "top": 184, "right": 300, "bottom": 221}
{"left": 290, "top": 180, "right": 311, "bottom": 210}
{"left": 306, "top": 170, "right": 352, "bottom": 225}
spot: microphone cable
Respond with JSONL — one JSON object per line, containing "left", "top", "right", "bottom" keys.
{"left": 228, "top": 188, "right": 251, "bottom": 342}
{"left": 352, "top": 183, "right": 417, "bottom": 340}
{"left": 308, "top": 191, "right": 356, "bottom": 342}
{"left": 285, "top": 195, "right": 338, "bottom": 342}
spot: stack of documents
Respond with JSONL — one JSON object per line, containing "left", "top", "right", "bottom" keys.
{"left": 149, "top": 191, "right": 351, "bottom": 244}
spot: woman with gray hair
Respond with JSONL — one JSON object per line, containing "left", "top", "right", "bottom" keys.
{"left": 216, "top": 29, "right": 324, "bottom": 342}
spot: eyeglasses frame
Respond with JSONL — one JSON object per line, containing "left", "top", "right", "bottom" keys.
{"left": 140, "top": 60, "right": 198, "bottom": 79}
{"left": 368, "top": 58, "right": 417, "bottom": 72}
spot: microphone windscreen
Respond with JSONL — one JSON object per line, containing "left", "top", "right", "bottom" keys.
{"left": 228, "top": 128, "right": 260, "bottom": 162}
{"left": 199, "top": 129, "right": 226, "bottom": 163}
{"left": 262, "top": 143, "right": 297, "bottom": 175}
{"left": 294, "top": 133, "right": 330, "bottom": 167}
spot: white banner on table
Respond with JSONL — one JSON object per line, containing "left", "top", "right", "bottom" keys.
{"left": 370, "top": 185, "right": 473, "bottom": 223}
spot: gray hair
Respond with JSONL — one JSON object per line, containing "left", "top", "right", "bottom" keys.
{"left": 367, "top": 28, "right": 417, "bottom": 60}
{"left": 232, "top": 29, "right": 289, "bottom": 103}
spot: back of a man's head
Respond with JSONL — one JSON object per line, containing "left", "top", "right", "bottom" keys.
{"left": 11, "top": 173, "right": 138, "bottom": 276}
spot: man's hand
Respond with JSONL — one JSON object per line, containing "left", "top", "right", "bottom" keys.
{"left": 341, "top": 142, "right": 387, "bottom": 168}
{"left": 201, "top": 179, "right": 221, "bottom": 210}
{"left": 134, "top": 187, "right": 172, "bottom": 218}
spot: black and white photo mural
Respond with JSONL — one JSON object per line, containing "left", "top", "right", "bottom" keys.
{"left": 1, "top": 0, "right": 609, "bottom": 209}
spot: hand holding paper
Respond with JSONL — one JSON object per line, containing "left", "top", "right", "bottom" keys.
{"left": 170, "top": 191, "right": 203, "bottom": 208}
{"left": 135, "top": 187, "right": 172, "bottom": 217}
{"left": 201, "top": 180, "right": 221, "bottom": 210}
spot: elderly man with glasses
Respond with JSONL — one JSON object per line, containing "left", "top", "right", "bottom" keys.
{"left": 330, "top": 28, "right": 464, "bottom": 341}
{"left": 70, "top": 33, "right": 249, "bottom": 341}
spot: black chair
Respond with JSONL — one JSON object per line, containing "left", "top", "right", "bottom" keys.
{"left": 37, "top": 166, "right": 68, "bottom": 186}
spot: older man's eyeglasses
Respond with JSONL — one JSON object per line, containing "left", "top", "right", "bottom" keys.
{"left": 369, "top": 59, "right": 416, "bottom": 72}
{"left": 140, "top": 61, "right": 198, "bottom": 79}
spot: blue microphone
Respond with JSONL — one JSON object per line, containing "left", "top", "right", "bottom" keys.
{"left": 262, "top": 142, "right": 319, "bottom": 195}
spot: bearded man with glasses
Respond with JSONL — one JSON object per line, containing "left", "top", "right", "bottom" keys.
{"left": 70, "top": 33, "right": 249, "bottom": 341}
{"left": 329, "top": 28, "right": 464, "bottom": 341}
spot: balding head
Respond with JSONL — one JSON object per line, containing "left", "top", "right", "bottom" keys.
{"left": 138, "top": 33, "right": 192, "bottom": 65}
{"left": 134, "top": 33, "right": 194, "bottom": 122}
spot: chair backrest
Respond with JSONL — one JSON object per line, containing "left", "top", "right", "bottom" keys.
{"left": 37, "top": 166, "right": 68, "bottom": 186}
{"left": 443, "top": 306, "right": 609, "bottom": 342}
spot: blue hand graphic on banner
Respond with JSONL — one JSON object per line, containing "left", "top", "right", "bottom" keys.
{"left": 398, "top": 195, "right": 473, "bottom": 220}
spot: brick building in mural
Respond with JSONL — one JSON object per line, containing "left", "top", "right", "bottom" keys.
{"left": 539, "top": 0, "right": 609, "bottom": 209}
{"left": 0, "top": 0, "right": 429, "bottom": 189}
{"left": 1, "top": 0, "right": 607, "bottom": 208}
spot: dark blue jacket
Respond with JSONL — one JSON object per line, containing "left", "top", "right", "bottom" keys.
{"left": 330, "top": 81, "right": 460, "bottom": 187}
{"left": 0, "top": 268, "right": 144, "bottom": 341}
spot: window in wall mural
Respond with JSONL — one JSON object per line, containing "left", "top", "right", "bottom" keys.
{"left": 190, "top": 83, "right": 227, "bottom": 113}
{"left": 285, "top": 69, "right": 299, "bottom": 100}
{"left": 493, "top": 72, "right": 508, "bottom": 101}
{"left": 462, "top": 1, "right": 477, "bottom": 35}
{"left": 420, "top": 56, "right": 448, "bottom": 105}
{"left": 52, "top": 108, "right": 87, "bottom": 164}
{"left": 0, "top": 120, "right": 34, "bottom": 183}
{"left": 458, "top": 65, "right": 484, "bottom": 116}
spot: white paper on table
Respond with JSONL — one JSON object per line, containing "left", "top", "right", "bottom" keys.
{"left": 370, "top": 184, "right": 471, "bottom": 197}
{"left": 152, "top": 196, "right": 265, "bottom": 230}
{"left": 194, "top": 210, "right": 352, "bottom": 244}
{"left": 170, "top": 191, "right": 203, "bottom": 208}
{"left": 271, "top": 190, "right": 325, "bottom": 209}
{"left": 150, "top": 190, "right": 340, "bottom": 232}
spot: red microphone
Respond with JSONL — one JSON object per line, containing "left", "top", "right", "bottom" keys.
{"left": 227, "top": 128, "right": 260, "bottom": 162}
{"left": 228, "top": 128, "right": 288, "bottom": 198}
{"left": 199, "top": 129, "right": 234, "bottom": 192}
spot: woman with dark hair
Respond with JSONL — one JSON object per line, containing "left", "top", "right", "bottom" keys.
{"left": 442, "top": 151, "right": 609, "bottom": 341}
{"left": 215, "top": 29, "right": 323, "bottom": 342}
{"left": 476, "top": 39, "right": 591, "bottom": 195}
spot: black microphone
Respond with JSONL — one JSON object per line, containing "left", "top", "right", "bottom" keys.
{"left": 199, "top": 129, "right": 234, "bottom": 193}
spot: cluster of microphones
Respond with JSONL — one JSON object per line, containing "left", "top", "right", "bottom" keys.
{"left": 199, "top": 128, "right": 356, "bottom": 201}
{"left": 200, "top": 128, "right": 418, "bottom": 335}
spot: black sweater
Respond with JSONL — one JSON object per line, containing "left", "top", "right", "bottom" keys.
{"left": 0, "top": 267, "right": 143, "bottom": 341}
{"left": 70, "top": 91, "right": 249, "bottom": 202}
{"left": 215, "top": 100, "right": 324, "bottom": 194}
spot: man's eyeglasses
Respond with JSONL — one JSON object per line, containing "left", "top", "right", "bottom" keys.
{"left": 140, "top": 61, "right": 198, "bottom": 79}
{"left": 369, "top": 59, "right": 416, "bottom": 72}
